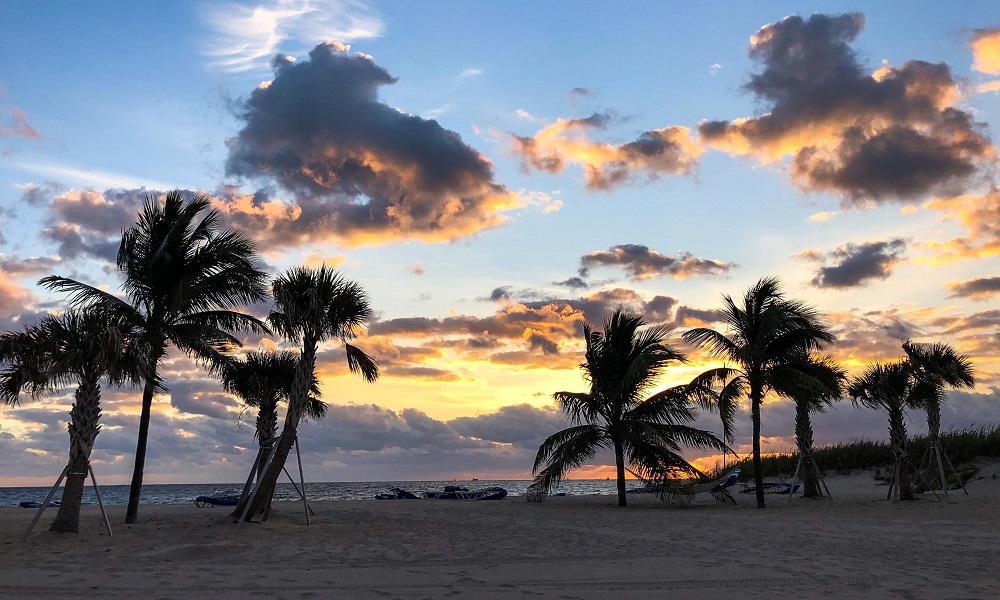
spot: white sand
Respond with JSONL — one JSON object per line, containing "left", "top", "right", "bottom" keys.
{"left": 2, "top": 470, "right": 1000, "bottom": 599}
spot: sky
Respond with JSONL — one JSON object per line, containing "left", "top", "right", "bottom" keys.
{"left": 2, "top": 1, "right": 1000, "bottom": 486}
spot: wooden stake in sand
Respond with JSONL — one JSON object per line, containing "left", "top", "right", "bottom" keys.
{"left": 236, "top": 432, "right": 313, "bottom": 525}
{"left": 787, "top": 449, "right": 833, "bottom": 501}
{"left": 22, "top": 430, "right": 113, "bottom": 541}
{"left": 917, "top": 441, "right": 969, "bottom": 496}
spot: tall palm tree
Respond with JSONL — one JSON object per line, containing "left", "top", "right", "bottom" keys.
{"left": 221, "top": 350, "right": 324, "bottom": 480}
{"left": 532, "top": 310, "right": 728, "bottom": 507}
{"left": 849, "top": 360, "right": 918, "bottom": 500}
{"left": 785, "top": 354, "right": 845, "bottom": 498}
{"left": 0, "top": 307, "right": 147, "bottom": 533}
{"left": 902, "top": 340, "right": 975, "bottom": 487}
{"left": 683, "top": 277, "right": 837, "bottom": 508}
{"left": 234, "top": 266, "right": 379, "bottom": 521}
{"left": 40, "top": 190, "right": 270, "bottom": 523}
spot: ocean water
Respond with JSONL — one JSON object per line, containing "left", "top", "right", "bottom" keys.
{"left": 0, "top": 479, "right": 622, "bottom": 507}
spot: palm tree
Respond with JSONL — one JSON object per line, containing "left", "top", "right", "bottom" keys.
{"left": 684, "top": 371, "right": 743, "bottom": 468}
{"left": 0, "top": 307, "right": 147, "bottom": 533}
{"left": 221, "top": 350, "right": 324, "bottom": 480}
{"left": 849, "top": 361, "right": 918, "bottom": 500}
{"left": 902, "top": 340, "right": 975, "bottom": 489}
{"left": 40, "top": 190, "right": 270, "bottom": 523}
{"left": 532, "top": 310, "right": 728, "bottom": 507}
{"left": 683, "top": 277, "right": 837, "bottom": 508}
{"left": 234, "top": 266, "right": 379, "bottom": 521}
{"left": 785, "top": 354, "right": 845, "bottom": 498}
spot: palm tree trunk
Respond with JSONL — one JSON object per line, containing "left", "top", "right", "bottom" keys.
{"left": 795, "top": 400, "right": 820, "bottom": 498}
{"left": 614, "top": 440, "right": 627, "bottom": 507}
{"left": 888, "top": 406, "right": 913, "bottom": 500}
{"left": 50, "top": 377, "right": 101, "bottom": 533}
{"left": 751, "top": 384, "right": 765, "bottom": 508}
{"left": 235, "top": 340, "right": 316, "bottom": 521}
{"left": 255, "top": 400, "right": 279, "bottom": 481}
{"left": 125, "top": 379, "right": 156, "bottom": 524}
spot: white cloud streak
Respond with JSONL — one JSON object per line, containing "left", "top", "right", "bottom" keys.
{"left": 201, "top": 0, "right": 384, "bottom": 73}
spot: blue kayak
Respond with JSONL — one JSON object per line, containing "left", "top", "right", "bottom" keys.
{"left": 195, "top": 495, "right": 240, "bottom": 507}
{"left": 19, "top": 500, "right": 60, "bottom": 508}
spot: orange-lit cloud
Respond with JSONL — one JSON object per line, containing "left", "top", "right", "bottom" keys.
{"left": 970, "top": 27, "right": 1000, "bottom": 74}
{"left": 223, "top": 43, "right": 521, "bottom": 247}
{"left": 948, "top": 276, "right": 1000, "bottom": 301}
{"left": 510, "top": 111, "right": 702, "bottom": 190}
{"left": 923, "top": 190, "right": 1000, "bottom": 260}
{"left": 0, "top": 105, "right": 39, "bottom": 139}
{"left": 699, "top": 14, "right": 993, "bottom": 205}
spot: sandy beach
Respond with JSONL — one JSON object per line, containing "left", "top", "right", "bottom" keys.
{"left": 2, "top": 469, "right": 999, "bottom": 600}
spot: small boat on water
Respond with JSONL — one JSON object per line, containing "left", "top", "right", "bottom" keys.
{"left": 375, "top": 487, "right": 421, "bottom": 500}
{"left": 19, "top": 500, "right": 60, "bottom": 508}
{"left": 194, "top": 495, "right": 240, "bottom": 507}
{"left": 423, "top": 485, "right": 508, "bottom": 500}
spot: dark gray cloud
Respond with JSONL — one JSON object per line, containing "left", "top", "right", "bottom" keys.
{"left": 804, "top": 238, "right": 907, "bottom": 288}
{"left": 450, "top": 404, "right": 568, "bottom": 449}
{"left": 222, "top": 42, "right": 514, "bottom": 247}
{"left": 554, "top": 276, "right": 588, "bottom": 289}
{"left": 579, "top": 244, "right": 733, "bottom": 280}
{"left": 699, "top": 13, "right": 992, "bottom": 204}
{"left": 948, "top": 276, "right": 1000, "bottom": 301}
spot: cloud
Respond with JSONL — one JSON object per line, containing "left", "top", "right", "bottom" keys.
{"left": 800, "top": 238, "right": 907, "bottom": 288}
{"left": 554, "top": 276, "right": 588, "bottom": 289}
{"left": 459, "top": 68, "right": 483, "bottom": 78}
{"left": 223, "top": 42, "right": 519, "bottom": 247}
{"left": 0, "top": 105, "right": 39, "bottom": 139}
{"left": 8, "top": 161, "right": 176, "bottom": 191}
{"left": 924, "top": 190, "right": 1000, "bottom": 260}
{"left": 578, "top": 244, "right": 733, "bottom": 280}
{"left": 0, "top": 270, "right": 42, "bottom": 331}
{"left": 201, "top": 0, "right": 384, "bottom": 73}
{"left": 0, "top": 255, "right": 63, "bottom": 277}
{"left": 568, "top": 87, "right": 590, "bottom": 101}
{"left": 708, "top": 63, "right": 722, "bottom": 75}
{"left": 948, "top": 276, "right": 1000, "bottom": 301}
{"left": 970, "top": 27, "right": 1000, "bottom": 74}
{"left": 510, "top": 111, "right": 702, "bottom": 190}
{"left": 699, "top": 13, "right": 993, "bottom": 205}
{"left": 23, "top": 187, "right": 154, "bottom": 262}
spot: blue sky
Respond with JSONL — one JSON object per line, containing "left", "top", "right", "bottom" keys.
{"left": 2, "top": 1, "right": 1000, "bottom": 485}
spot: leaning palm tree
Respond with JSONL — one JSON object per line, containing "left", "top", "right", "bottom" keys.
{"left": 221, "top": 350, "right": 324, "bottom": 480}
{"left": 532, "top": 310, "right": 728, "bottom": 507}
{"left": 40, "top": 190, "right": 270, "bottom": 523}
{"left": 783, "top": 353, "right": 845, "bottom": 498}
{"left": 902, "top": 340, "right": 975, "bottom": 490}
{"left": 849, "top": 360, "right": 919, "bottom": 501}
{"left": 683, "top": 277, "right": 837, "bottom": 508}
{"left": 0, "top": 307, "right": 147, "bottom": 533}
{"left": 234, "top": 266, "right": 379, "bottom": 521}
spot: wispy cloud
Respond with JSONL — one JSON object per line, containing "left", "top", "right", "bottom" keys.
{"left": 8, "top": 160, "right": 176, "bottom": 191}
{"left": 201, "top": 0, "right": 384, "bottom": 73}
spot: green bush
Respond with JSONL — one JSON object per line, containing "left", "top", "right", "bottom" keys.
{"left": 716, "top": 424, "right": 1000, "bottom": 482}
